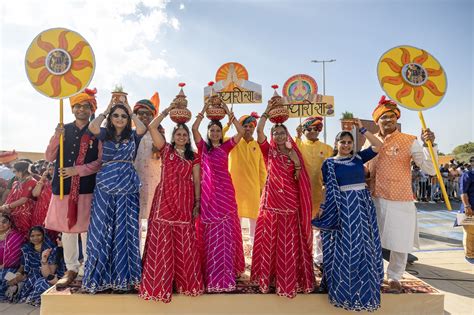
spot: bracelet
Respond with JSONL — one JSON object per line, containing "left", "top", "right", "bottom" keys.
{"left": 197, "top": 113, "right": 204, "bottom": 119}
{"left": 465, "top": 205, "right": 472, "bottom": 208}
{"left": 262, "top": 112, "right": 269, "bottom": 119}
{"left": 359, "top": 127, "right": 367, "bottom": 134}
{"left": 294, "top": 166, "right": 302, "bottom": 170}
{"left": 160, "top": 111, "right": 169, "bottom": 117}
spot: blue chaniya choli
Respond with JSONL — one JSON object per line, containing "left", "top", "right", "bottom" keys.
{"left": 18, "top": 232, "right": 65, "bottom": 306}
{"left": 82, "top": 128, "right": 142, "bottom": 293}
{"left": 313, "top": 148, "right": 384, "bottom": 312}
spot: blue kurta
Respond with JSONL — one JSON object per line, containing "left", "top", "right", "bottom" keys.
{"left": 82, "top": 128, "right": 142, "bottom": 293}
{"left": 313, "top": 148, "right": 384, "bottom": 312}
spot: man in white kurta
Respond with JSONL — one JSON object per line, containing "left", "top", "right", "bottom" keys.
{"left": 363, "top": 96, "right": 437, "bottom": 292}
{"left": 133, "top": 99, "right": 163, "bottom": 252}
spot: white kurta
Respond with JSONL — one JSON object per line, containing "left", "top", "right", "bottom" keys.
{"left": 364, "top": 137, "right": 437, "bottom": 253}
{"left": 134, "top": 132, "right": 162, "bottom": 220}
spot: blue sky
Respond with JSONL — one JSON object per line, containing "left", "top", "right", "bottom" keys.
{"left": 1, "top": 0, "right": 472, "bottom": 154}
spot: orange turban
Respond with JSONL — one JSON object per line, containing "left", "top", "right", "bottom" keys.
{"left": 239, "top": 112, "right": 260, "bottom": 127}
{"left": 372, "top": 95, "right": 401, "bottom": 122}
{"left": 69, "top": 88, "right": 97, "bottom": 113}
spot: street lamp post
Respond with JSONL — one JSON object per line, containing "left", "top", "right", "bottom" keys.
{"left": 311, "top": 59, "right": 336, "bottom": 143}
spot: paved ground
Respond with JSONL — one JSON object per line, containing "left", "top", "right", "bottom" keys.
{"left": 2, "top": 201, "right": 473, "bottom": 315}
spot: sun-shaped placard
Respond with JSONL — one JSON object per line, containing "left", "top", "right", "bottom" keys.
{"left": 377, "top": 45, "right": 447, "bottom": 111}
{"left": 25, "top": 28, "right": 95, "bottom": 99}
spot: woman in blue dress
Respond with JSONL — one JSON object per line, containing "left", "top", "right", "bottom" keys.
{"left": 313, "top": 119, "right": 384, "bottom": 312}
{"left": 21, "top": 231, "right": 65, "bottom": 306}
{"left": 10, "top": 226, "right": 63, "bottom": 305}
{"left": 83, "top": 101, "right": 147, "bottom": 293}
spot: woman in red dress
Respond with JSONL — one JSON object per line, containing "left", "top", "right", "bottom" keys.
{"left": 31, "top": 164, "right": 53, "bottom": 227}
{"left": 0, "top": 161, "right": 37, "bottom": 236}
{"left": 139, "top": 103, "right": 204, "bottom": 303}
{"left": 250, "top": 100, "right": 315, "bottom": 298}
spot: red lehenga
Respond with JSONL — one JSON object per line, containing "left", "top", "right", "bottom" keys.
{"left": 5, "top": 178, "right": 37, "bottom": 236}
{"left": 250, "top": 138, "right": 315, "bottom": 298}
{"left": 31, "top": 180, "right": 52, "bottom": 227}
{"left": 139, "top": 144, "right": 204, "bottom": 303}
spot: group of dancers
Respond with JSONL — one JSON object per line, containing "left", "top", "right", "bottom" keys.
{"left": 0, "top": 85, "right": 438, "bottom": 312}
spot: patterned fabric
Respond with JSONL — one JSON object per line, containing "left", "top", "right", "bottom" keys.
{"left": 21, "top": 247, "right": 65, "bottom": 306}
{"left": 251, "top": 138, "right": 314, "bottom": 298}
{"left": 365, "top": 130, "right": 417, "bottom": 201}
{"left": 82, "top": 129, "right": 142, "bottom": 293}
{"left": 314, "top": 157, "right": 383, "bottom": 312}
{"left": 133, "top": 99, "right": 157, "bottom": 117}
{"left": 197, "top": 138, "right": 245, "bottom": 292}
{"left": 134, "top": 132, "right": 162, "bottom": 220}
{"left": 302, "top": 116, "right": 323, "bottom": 131}
{"left": 139, "top": 144, "right": 203, "bottom": 303}
{"left": 68, "top": 132, "right": 94, "bottom": 229}
{"left": 0, "top": 229, "right": 24, "bottom": 302}
{"left": 295, "top": 138, "right": 333, "bottom": 217}
{"left": 31, "top": 180, "right": 52, "bottom": 227}
{"left": 18, "top": 232, "right": 56, "bottom": 304}
{"left": 5, "top": 178, "right": 37, "bottom": 236}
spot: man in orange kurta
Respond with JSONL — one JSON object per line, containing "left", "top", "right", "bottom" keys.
{"left": 363, "top": 96, "right": 437, "bottom": 292}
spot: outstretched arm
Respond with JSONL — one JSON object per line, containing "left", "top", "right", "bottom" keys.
{"left": 192, "top": 102, "right": 210, "bottom": 144}
{"left": 257, "top": 102, "right": 272, "bottom": 143}
{"left": 148, "top": 104, "right": 174, "bottom": 150}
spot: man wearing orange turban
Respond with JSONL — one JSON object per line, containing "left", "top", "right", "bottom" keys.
{"left": 69, "top": 88, "right": 98, "bottom": 113}
{"left": 44, "top": 87, "right": 101, "bottom": 288}
{"left": 363, "top": 95, "right": 437, "bottom": 292}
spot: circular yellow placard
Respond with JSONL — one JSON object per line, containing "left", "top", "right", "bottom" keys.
{"left": 25, "top": 28, "right": 95, "bottom": 99}
{"left": 377, "top": 45, "right": 447, "bottom": 111}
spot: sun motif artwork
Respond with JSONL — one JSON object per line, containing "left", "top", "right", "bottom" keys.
{"left": 377, "top": 45, "right": 446, "bottom": 111}
{"left": 215, "top": 62, "right": 249, "bottom": 92}
{"left": 25, "top": 28, "right": 95, "bottom": 99}
{"left": 282, "top": 74, "right": 318, "bottom": 104}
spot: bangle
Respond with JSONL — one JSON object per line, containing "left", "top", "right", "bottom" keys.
{"left": 197, "top": 113, "right": 204, "bottom": 119}
{"left": 160, "top": 111, "right": 169, "bottom": 117}
{"left": 465, "top": 205, "right": 472, "bottom": 208}
{"left": 359, "top": 127, "right": 367, "bottom": 134}
{"left": 262, "top": 112, "right": 269, "bottom": 119}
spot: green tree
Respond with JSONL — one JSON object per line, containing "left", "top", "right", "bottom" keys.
{"left": 452, "top": 142, "right": 474, "bottom": 155}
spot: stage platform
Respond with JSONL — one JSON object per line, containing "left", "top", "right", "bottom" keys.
{"left": 40, "top": 232, "right": 444, "bottom": 315}
{"left": 41, "top": 271, "right": 443, "bottom": 315}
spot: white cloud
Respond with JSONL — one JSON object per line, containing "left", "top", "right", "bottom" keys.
{"left": 179, "top": 3, "right": 185, "bottom": 10}
{"left": 0, "top": 0, "right": 180, "bottom": 152}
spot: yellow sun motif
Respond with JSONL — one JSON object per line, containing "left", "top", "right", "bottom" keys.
{"left": 25, "top": 28, "right": 95, "bottom": 99}
{"left": 377, "top": 45, "right": 447, "bottom": 111}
